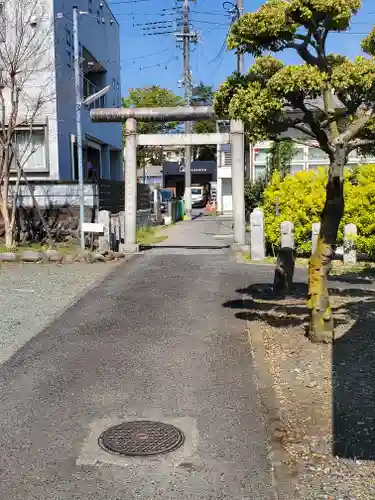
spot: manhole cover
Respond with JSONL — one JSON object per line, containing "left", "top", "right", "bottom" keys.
{"left": 98, "top": 421, "right": 185, "bottom": 457}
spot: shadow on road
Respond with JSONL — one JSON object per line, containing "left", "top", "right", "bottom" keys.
{"left": 192, "top": 211, "right": 204, "bottom": 220}
{"left": 223, "top": 281, "right": 375, "bottom": 460}
{"left": 142, "top": 244, "right": 231, "bottom": 251}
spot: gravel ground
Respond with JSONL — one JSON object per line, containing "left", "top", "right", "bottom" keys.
{"left": 0, "top": 262, "right": 118, "bottom": 364}
{"left": 242, "top": 278, "right": 375, "bottom": 499}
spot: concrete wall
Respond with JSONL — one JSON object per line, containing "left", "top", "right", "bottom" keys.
{"left": 9, "top": 183, "right": 98, "bottom": 208}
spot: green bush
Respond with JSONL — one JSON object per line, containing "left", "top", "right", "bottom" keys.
{"left": 342, "top": 164, "right": 375, "bottom": 257}
{"left": 262, "top": 164, "right": 375, "bottom": 256}
{"left": 245, "top": 178, "right": 266, "bottom": 213}
{"left": 263, "top": 168, "right": 328, "bottom": 254}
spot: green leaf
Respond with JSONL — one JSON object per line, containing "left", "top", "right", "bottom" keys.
{"left": 122, "top": 86, "right": 183, "bottom": 168}
{"left": 215, "top": 0, "right": 375, "bottom": 157}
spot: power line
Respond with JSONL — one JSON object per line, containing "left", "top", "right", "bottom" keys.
{"left": 190, "top": 19, "right": 229, "bottom": 26}
{"left": 191, "top": 10, "right": 228, "bottom": 16}
{"left": 124, "top": 48, "right": 170, "bottom": 61}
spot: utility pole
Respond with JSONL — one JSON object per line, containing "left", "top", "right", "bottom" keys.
{"left": 73, "top": 6, "right": 85, "bottom": 250}
{"left": 237, "top": 0, "right": 244, "bottom": 74}
{"left": 183, "top": 0, "right": 193, "bottom": 219}
{"left": 231, "top": 0, "right": 246, "bottom": 248}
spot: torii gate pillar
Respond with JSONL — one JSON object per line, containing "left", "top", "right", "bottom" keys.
{"left": 91, "top": 107, "right": 247, "bottom": 253}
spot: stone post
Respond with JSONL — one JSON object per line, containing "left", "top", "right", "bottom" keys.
{"left": 344, "top": 223, "right": 357, "bottom": 265}
{"left": 98, "top": 210, "right": 110, "bottom": 251}
{"left": 312, "top": 222, "right": 321, "bottom": 254}
{"left": 250, "top": 208, "right": 265, "bottom": 261}
{"left": 119, "top": 211, "right": 125, "bottom": 244}
{"left": 113, "top": 216, "right": 120, "bottom": 251}
{"left": 274, "top": 221, "right": 295, "bottom": 294}
{"left": 280, "top": 221, "right": 294, "bottom": 250}
{"left": 153, "top": 189, "right": 161, "bottom": 223}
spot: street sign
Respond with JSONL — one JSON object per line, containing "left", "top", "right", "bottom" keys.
{"left": 82, "top": 222, "right": 104, "bottom": 233}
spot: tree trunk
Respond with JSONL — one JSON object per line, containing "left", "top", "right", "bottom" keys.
{"left": 0, "top": 178, "right": 14, "bottom": 249}
{"left": 307, "top": 173, "right": 344, "bottom": 343}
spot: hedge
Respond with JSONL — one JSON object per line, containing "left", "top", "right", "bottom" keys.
{"left": 262, "top": 164, "right": 375, "bottom": 257}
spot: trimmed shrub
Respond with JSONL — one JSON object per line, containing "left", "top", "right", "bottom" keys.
{"left": 262, "top": 165, "right": 375, "bottom": 257}
{"left": 342, "top": 164, "right": 375, "bottom": 258}
{"left": 263, "top": 168, "right": 328, "bottom": 254}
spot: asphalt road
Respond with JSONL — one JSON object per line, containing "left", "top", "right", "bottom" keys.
{"left": 0, "top": 217, "right": 276, "bottom": 500}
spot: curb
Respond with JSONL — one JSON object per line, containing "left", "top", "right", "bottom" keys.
{"left": 0, "top": 249, "right": 129, "bottom": 264}
{"left": 245, "top": 313, "right": 296, "bottom": 500}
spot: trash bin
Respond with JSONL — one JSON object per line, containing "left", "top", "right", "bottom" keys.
{"left": 177, "top": 200, "right": 184, "bottom": 221}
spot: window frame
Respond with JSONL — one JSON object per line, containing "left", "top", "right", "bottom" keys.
{"left": 0, "top": 3, "right": 5, "bottom": 43}
{"left": 10, "top": 128, "right": 47, "bottom": 172}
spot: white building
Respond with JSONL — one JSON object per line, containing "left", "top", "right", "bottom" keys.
{"left": 251, "top": 141, "right": 371, "bottom": 181}
{"left": 216, "top": 123, "right": 374, "bottom": 215}
{"left": 3, "top": 0, "right": 123, "bottom": 210}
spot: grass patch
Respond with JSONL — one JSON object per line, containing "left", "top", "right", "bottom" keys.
{"left": 241, "top": 253, "right": 309, "bottom": 267}
{"left": 0, "top": 242, "right": 79, "bottom": 254}
{"left": 136, "top": 226, "right": 168, "bottom": 246}
{"left": 330, "top": 260, "right": 375, "bottom": 277}
{"left": 241, "top": 254, "right": 276, "bottom": 264}
{"left": 240, "top": 253, "right": 375, "bottom": 278}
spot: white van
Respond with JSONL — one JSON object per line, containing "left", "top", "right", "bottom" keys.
{"left": 184, "top": 185, "right": 207, "bottom": 208}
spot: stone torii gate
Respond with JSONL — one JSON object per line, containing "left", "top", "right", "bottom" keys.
{"left": 91, "top": 106, "right": 246, "bottom": 252}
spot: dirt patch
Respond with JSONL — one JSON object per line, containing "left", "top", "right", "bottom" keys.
{"left": 243, "top": 284, "right": 375, "bottom": 499}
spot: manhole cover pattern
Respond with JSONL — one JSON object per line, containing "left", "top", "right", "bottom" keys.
{"left": 98, "top": 420, "right": 185, "bottom": 456}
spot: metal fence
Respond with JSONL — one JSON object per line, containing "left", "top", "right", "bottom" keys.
{"left": 108, "top": 209, "right": 152, "bottom": 250}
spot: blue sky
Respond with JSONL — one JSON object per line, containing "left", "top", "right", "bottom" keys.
{"left": 109, "top": 0, "right": 375, "bottom": 98}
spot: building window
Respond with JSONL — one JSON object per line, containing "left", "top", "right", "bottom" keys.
{"left": 308, "top": 164, "right": 318, "bottom": 172}
{"left": 16, "top": 130, "right": 46, "bottom": 170}
{"left": 292, "top": 146, "right": 305, "bottom": 161}
{"left": 308, "top": 146, "right": 329, "bottom": 161}
{"left": 66, "top": 28, "right": 71, "bottom": 47}
{"left": 112, "top": 78, "right": 116, "bottom": 105}
{"left": 67, "top": 50, "right": 72, "bottom": 67}
{"left": 289, "top": 164, "right": 304, "bottom": 175}
{"left": 254, "top": 147, "right": 270, "bottom": 162}
{"left": 0, "top": 3, "right": 5, "bottom": 42}
{"left": 88, "top": 0, "right": 92, "bottom": 15}
{"left": 254, "top": 165, "right": 267, "bottom": 180}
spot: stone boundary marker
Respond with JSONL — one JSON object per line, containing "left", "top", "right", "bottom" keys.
{"left": 0, "top": 248, "right": 128, "bottom": 264}
{"left": 247, "top": 211, "right": 359, "bottom": 265}
{"left": 250, "top": 208, "right": 266, "bottom": 261}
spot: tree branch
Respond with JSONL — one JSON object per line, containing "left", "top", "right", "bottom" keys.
{"left": 290, "top": 123, "right": 318, "bottom": 140}
{"left": 278, "top": 136, "right": 319, "bottom": 148}
{"left": 335, "top": 106, "right": 374, "bottom": 145}
{"left": 289, "top": 96, "right": 333, "bottom": 156}
{"left": 348, "top": 138, "right": 375, "bottom": 151}
{"left": 282, "top": 41, "right": 319, "bottom": 66}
